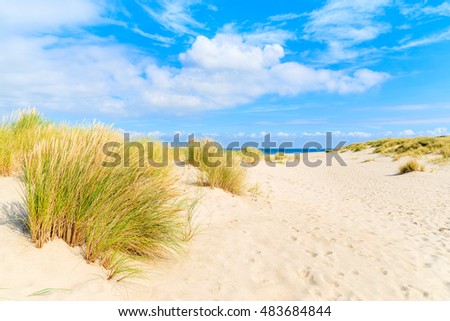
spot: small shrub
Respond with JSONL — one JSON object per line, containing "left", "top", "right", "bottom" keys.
{"left": 398, "top": 159, "right": 425, "bottom": 174}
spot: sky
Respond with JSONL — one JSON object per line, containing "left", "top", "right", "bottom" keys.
{"left": 1, "top": 0, "right": 450, "bottom": 146}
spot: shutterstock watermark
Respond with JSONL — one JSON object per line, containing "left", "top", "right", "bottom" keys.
{"left": 102, "top": 132, "right": 347, "bottom": 168}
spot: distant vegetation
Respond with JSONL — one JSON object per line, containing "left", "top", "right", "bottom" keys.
{"left": 239, "top": 146, "right": 264, "bottom": 166}
{"left": 0, "top": 109, "right": 199, "bottom": 279}
{"left": 187, "top": 138, "right": 247, "bottom": 195}
{"left": 0, "top": 109, "right": 52, "bottom": 175}
{"left": 398, "top": 159, "right": 425, "bottom": 174}
{"left": 343, "top": 136, "right": 450, "bottom": 161}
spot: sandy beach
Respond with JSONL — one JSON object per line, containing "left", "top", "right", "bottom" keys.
{"left": 0, "top": 150, "right": 449, "bottom": 300}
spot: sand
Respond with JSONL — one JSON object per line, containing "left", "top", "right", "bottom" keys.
{"left": 0, "top": 151, "right": 449, "bottom": 300}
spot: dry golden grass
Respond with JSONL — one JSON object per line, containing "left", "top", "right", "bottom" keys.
{"left": 344, "top": 136, "right": 450, "bottom": 161}
{"left": 398, "top": 159, "right": 425, "bottom": 174}
{"left": 187, "top": 138, "right": 247, "bottom": 194}
{"left": 1, "top": 109, "right": 195, "bottom": 280}
{"left": 22, "top": 125, "right": 185, "bottom": 279}
{"left": 238, "top": 146, "right": 263, "bottom": 165}
{"left": 0, "top": 108, "right": 53, "bottom": 175}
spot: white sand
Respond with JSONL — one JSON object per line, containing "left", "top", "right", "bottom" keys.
{"left": 1, "top": 151, "right": 449, "bottom": 300}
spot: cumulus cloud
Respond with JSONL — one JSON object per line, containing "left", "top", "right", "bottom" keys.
{"left": 179, "top": 34, "right": 285, "bottom": 70}
{"left": 0, "top": 2, "right": 389, "bottom": 116}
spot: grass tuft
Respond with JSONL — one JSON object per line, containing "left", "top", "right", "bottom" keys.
{"left": 0, "top": 108, "right": 52, "bottom": 176}
{"left": 398, "top": 159, "right": 425, "bottom": 174}
{"left": 18, "top": 120, "right": 186, "bottom": 280}
{"left": 188, "top": 139, "right": 247, "bottom": 194}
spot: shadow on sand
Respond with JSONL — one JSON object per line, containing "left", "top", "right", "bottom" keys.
{"left": 0, "top": 201, "right": 29, "bottom": 236}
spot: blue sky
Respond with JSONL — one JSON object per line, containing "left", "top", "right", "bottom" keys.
{"left": 1, "top": 0, "right": 450, "bottom": 145}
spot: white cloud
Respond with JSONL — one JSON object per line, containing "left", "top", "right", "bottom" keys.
{"left": 179, "top": 34, "right": 285, "bottom": 71}
{"left": 400, "top": 129, "right": 414, "bottom": 136}
{"left": 401, "top": 1, "right": 450, "bottom": 18}
{"left": 423, "top": 1, "right": 450, "bottom": 16}
{"left": 302, "top": 131, "right": 326, "bottom": 137}
{"left": 131, "top": 27, "right": 176, "bottom": 45}
{"left": 304, "top": 0, "right": 392, "bottom": 63}
{"left": 138, "top": 0, "right": 204, "bottom": 36}
{"left": 201, "top": 132, "right": 220, "bottom": 137}
{"left": 346, "top": 131, "right": 372, "bottom": 138}
{"left": 268, "top": 13, "right": 305, "bottom": 22}
{"left": 302, "top": 131, "right": 371, "bottom": 138}
{"left": 243, "top": 27, "right": 296, "bottom": 46}
{"left": 397, "top": 24, "right": 412, "bottom": 30}
{"left": 276, "top": 132, "right": 291, "bottom": 137}
{"left": 148, "top": 130, "right": 166, "bottom": 137}
{"left": 394, "top": 28, "right": 450, "bottom": 50}
{"left": 143, "top": 34, "right": 388, "bottom": 112}
{"left": 0, "top": 3, "right": 389, "bottom": 116}
{"left": 220, "top": 23, "right": 296, "bottom": 46}
{"left": 0, "top": 35, "right": 150, "bottom": 115}
{"left": 207, "top": 4, "right": 218, "bottom": 12}
{"left": 0, "top": 0, "right": 104, "bottom": 34}
{"left": 332, "top": 131, "right": 372, "bottom": 138}
{"left": 427, "top": 127, "right": 448, "bottom": 136}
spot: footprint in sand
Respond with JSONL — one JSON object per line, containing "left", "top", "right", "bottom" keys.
{"left": 322, "top": 274, "right": 340, "bottom": 287}
{"left": 298, "top": 267, "right": 318, "bottom": 285}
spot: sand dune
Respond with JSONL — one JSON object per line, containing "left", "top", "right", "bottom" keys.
{"left": 1, "top": 151, "right": 449, "bottom": 300}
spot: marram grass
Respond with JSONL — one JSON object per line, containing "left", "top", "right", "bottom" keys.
{"left": 398, "top": 159, "right": 425, "bottom": 174}
{"left": 0, "top": 108, "right": 52, "bottom": 176}
{"left": 187, "top": 138, "right": 247, "bottom": 195}
{"left": 344, "top": 136, "right": 450, "bottom": 161}
{"left": 21, "top": 123, "right": 185, "bottom": 280}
